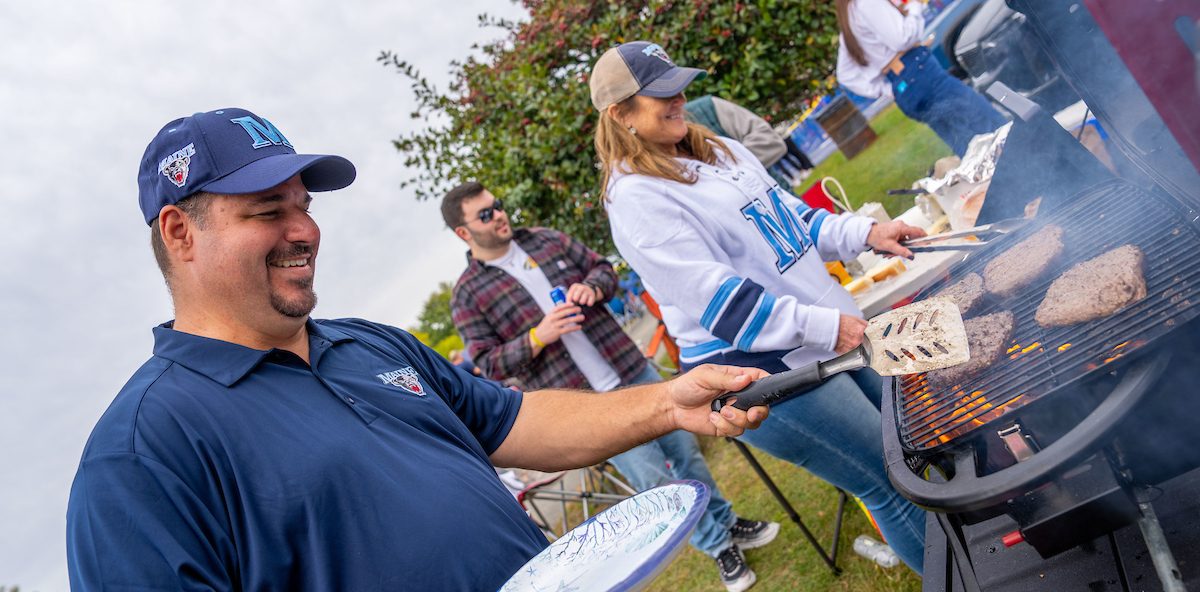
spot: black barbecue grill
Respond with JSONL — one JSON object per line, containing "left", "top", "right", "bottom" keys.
{"left": 893, "top": 180, "right": 1200, "bottom": 455}
{"left": 874, "top": 0, "right": 1200, "bottom": 588}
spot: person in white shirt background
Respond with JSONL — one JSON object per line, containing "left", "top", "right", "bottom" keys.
{"left": 836, "top": 0, "right": 1007, "bottom": 156}
{"left": 588, "top": 40, "right": 930, "bottom": 574}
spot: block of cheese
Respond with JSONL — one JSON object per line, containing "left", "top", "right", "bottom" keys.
{"left": 846, "top": 277, "right": 875, "bottom": 296}
{"left": 868, "top": 259, "right": 908, "bottom": 283}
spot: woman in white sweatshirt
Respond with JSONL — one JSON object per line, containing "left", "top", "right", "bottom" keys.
{"left": 589, "top": 41, "right": 929, "bottom": 573}
{"left": 836, "top": 0, "right": 1006, "bottom": 156}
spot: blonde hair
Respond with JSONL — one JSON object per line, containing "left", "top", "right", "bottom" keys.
{"left": 594, "top": 97, "right": 736, "bottom": 200}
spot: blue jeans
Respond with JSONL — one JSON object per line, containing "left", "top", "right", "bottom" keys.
{"left": 737, "top": 369, "right": 926, "bottom": 573}
{"left": 608, "top": 364, "right": 738, "bottom": 557}
{"left": 888, "top": 46, "right": 1007, "bottom": 157}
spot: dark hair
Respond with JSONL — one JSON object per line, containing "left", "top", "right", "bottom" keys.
{"left": 836, "top": 0, "right": 867, "bottom": 66}
{"left": 149, "top": 192, "right": 213, "bottom": 290}
{"left": 440, "top": 181, "right": 487, "bottom": 228}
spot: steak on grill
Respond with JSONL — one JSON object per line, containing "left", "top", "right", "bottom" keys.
{"left": 1034, "top": 244, "right": 1147, "bottom": 327}
{"left": 939, "top": 273, "right": 985, "bottom": 317}
{"left": 983, "top": 225, "right": 1065, "bottom": 298}
{"left": 926, "top": 311, "right": 1016, "bottom": 389}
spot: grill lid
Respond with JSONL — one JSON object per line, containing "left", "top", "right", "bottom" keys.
{"left": 1008, "top": 0, "right": 1200, "bottom": 210}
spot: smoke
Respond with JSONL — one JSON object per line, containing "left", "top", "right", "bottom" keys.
{"left": 1008, "top": 0, "right": 1200, "bottom": 209}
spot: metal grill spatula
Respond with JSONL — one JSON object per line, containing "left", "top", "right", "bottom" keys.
{"left": 711, "top": 298, "right": 970, "bottom": 411}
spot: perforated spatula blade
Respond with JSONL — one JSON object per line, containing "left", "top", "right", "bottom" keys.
{"left": 864, "top": 297, "right": 970, "bottom": 375}
{"left": 711, "top": 298, "right": 969, "bottom": 411}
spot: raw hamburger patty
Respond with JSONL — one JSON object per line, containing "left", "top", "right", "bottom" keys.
{"left": 983, "top": 224, "right": 1065, "bottom": 298}
{"left": 1035, "top": 244, "right": 1147, "bottom": 327}
{"left": 926, "top": 311, "right": 1015, "bottom": 390}
{"left": 939, "top": 273, "right": 985, "bottom": 317}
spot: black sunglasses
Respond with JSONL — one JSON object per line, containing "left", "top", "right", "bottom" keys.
{"left": 472, "top": 199, "right": 504, "bottom": 224}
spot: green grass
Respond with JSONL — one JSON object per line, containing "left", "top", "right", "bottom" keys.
{"left": 792, "top": 105, "right": 953, "bottom": 217}
{"left": 644, "top": 437, "right": 922, "bottom": 592}
{"left": 641, "top": 105, "right": 944, "bottom": 592}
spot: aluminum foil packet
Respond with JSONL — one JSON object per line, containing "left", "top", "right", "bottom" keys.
{"left": 915, "top": 122, "right": 1013, "bottom": 195}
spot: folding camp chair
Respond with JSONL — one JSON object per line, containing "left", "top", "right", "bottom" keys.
{"left": 639, "top": 291, "right": 680, "bottom": 370}
{"left": 725, "top": 438, "right": 850, "bottom": 575}
{"left": 515, "top": 461, "right": 638, "bottom": 541}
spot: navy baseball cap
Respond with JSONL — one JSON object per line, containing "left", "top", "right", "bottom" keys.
{"left": 589, "top": 41, "right": 707, "bottom": 111}
{"left": 137, "top": 108, "right": 357, "bottom": 224}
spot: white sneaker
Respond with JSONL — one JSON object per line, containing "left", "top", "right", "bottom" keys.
{"left": 729, "top": 518, "right": 781, "bottom": 550}
{"left": 715, "top": 545, "right": 757, "bottom": 592}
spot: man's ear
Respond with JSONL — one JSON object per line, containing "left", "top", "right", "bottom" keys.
{"left": 159, "top": 205, "right": 196, "bottom": 263}
{"left": 452, "top": 225, "right": 472, "bottom": 244}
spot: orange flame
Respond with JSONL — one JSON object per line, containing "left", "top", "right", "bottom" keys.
{"left": 903, "top": 334, "right": 1149, "bottom": 449}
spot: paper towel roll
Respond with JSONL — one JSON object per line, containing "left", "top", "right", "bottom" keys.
{"left": 856, "top": 202, "right": 891, "bottom": 224}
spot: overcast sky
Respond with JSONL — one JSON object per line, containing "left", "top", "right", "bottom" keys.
{"left": 0, "top": 2, "right": 528, "bottom": 588}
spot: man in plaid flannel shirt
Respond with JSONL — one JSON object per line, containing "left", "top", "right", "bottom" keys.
{"left": 444, "top": 182, "right": 780, "bottom": 589}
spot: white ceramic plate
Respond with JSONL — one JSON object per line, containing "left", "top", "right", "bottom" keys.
{"left": 499, "top": 480, "right": 710, "bottom": 592}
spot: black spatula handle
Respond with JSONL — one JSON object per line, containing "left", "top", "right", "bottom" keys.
{"left": 710, "top": 362, "right": 825, "bottom": 412}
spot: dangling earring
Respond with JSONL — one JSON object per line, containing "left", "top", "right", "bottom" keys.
{"left": 628, "top": 126, "right": 638, "bottom": 136}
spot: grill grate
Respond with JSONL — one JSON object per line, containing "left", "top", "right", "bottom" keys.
{"left": 897, "top": 180, "right": 1200, "bottom": 453}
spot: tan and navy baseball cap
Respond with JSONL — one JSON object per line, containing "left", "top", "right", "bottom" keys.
{"left": 589, "top": 41, "right": 707, "bottom": 111}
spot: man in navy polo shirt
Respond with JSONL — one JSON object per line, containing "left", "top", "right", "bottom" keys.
{"left": 65, "top": 107, "right": 770, "bottom": 591}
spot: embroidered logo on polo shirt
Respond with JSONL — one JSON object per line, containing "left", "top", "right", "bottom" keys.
{"left": 376, "top": 367, "right": 425, "bottom": 396}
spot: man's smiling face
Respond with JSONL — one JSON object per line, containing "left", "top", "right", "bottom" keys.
{"left": 188, "top": 174, "right": 321, "bottom": 325}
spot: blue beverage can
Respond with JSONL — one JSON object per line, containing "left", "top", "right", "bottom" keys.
{"left": 550, "top": 285, "right": 567, "bottom": 305}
